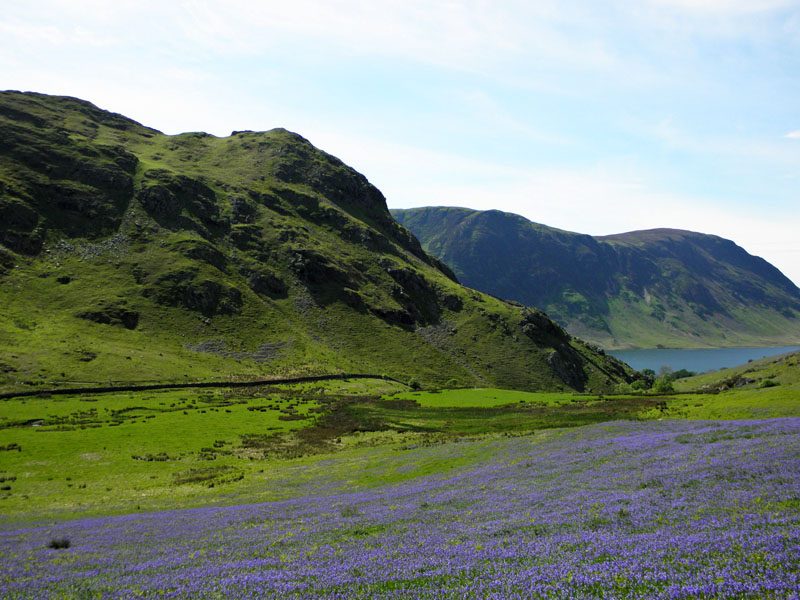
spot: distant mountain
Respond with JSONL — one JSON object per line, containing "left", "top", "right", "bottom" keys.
{"left": 0, "top": 91, "right": 633, "bottom": 393}
{"left": 392, "top": 207, "right": 800, "bottom": 349}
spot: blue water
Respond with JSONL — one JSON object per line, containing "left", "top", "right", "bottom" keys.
{"left": 609, "top": 346, "right": 800, "bottom": 374}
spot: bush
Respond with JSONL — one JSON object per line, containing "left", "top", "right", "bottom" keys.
{"left": 339, "top": 505, "right": 361, "bottom": 518}
{"left": 670, "top": 368, "right": 696, "bottom": 380}
{"left": 408, "top": 378, "right": 421, "bottom": 390}
{"left": 652, "top": 377, "right": 675, "bottom": 394}
{"left": 759, "top": 379, "right": 778, "bottom": 388}
{"left": 48, "top": 537, "right": 71, "bottom": 549}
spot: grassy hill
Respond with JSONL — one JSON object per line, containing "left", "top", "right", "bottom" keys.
{"left": 675, "top": 349, "right": 800, "bottom": 392}
{"left": 392, "top": 206, "right": 800, "bottom": 349}
{"left": 0, "top": 91, "right": 633, "bottom": 393}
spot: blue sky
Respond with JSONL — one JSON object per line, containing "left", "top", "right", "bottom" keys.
{"left": 3, "top": 0, "right": 800, "bottom": 284}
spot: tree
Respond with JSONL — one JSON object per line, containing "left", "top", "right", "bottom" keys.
{"left": 652, "top": 377, "right": 674, "bottom": 394}
{"left": 657, "top": 365, "right": 674, "bottom": 378}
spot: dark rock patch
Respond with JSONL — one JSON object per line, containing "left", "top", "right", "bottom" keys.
{"left": 288, "top": 249, "right": 349, "bottom": 286}
{"left": 0, "top": 245, "right": 16, "bottom": 274}
{"left": 229, "top": 196, "right": 256, "bottom": 224}
{"left": 241, "top": 267, "right": 287, "bottom": 298}
{"left": 546, "top": 349, "right": 585, "bottom": 391}
{"left": 77, "top": 301, "right": 139, "bottom": 330}
{"left": 521, "top": 308, "right": 569, "bottom": 340}
{"left": 441, "top": 293, "right": 463, "bottom": 312}
{"left": 137, "top": 170, "right": 221, "bottom": 230}
{"left": 144, "top": 270, "right": 242, "bottom": 316}
{"left": 171, "top": 238, "right": 226, "bottom": 271}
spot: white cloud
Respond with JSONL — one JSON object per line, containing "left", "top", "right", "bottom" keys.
{"left": 785, "top": 131, "right": 800, "bottom": 139}
{"left": 626, "top": 119, "right": 800, "bottom": 172}
{"left": 0, "top": 20, "right": 67, "bottom": 45}
{"left": 647, "top": 0, "right": 799, "bottom": 15}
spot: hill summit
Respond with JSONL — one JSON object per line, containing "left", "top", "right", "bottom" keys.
{"left": 392, "top": 207, "right": 800, "bottom": 349}
{"left": 0, "top": 91, "right": 632, "bottom": 392}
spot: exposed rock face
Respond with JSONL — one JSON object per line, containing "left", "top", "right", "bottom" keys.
{"left": 520, "top": 307, "right": 569, "bottom": 340}
{"left": 241, "top": 267, "right": 287, "bottom": 298}
{"left": 0, "top": 126, "right": 136, "bottom": 253}
{"left": 384, "top": 264, "right": 441, "bottom": 325}
{"left": 171, "top": 239, "right": 227, "bottom": 271}
{"left": 546, "top": 350, "right": 584, "bottom": 391}
{"left": 77, "top": 301, "right": 140, "bottom": 330}
{"left": 144, "top": 270, "right": 242, "bottom": 316}
{"left": 394, "top": 207, "right": 800, "bottom": 349}
{"left": 138, "top": 170, "right": 221, "bottom": 229}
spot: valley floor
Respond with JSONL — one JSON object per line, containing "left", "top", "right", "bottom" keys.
{"left": 2, "top": 418, "right": 799, "bottom": 599}
{"left": 2, "top": 378, "right": 800, "bottom": 598}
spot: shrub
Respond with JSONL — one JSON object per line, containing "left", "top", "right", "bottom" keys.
{"left": 652, "top": 377, "right": 675, "bottom": 394}
{"left": 48, "top": 537, "right": 71, "bottom": 550}
{"left": 670, "top": 368, "right": 696, "bottom": 380}
{"left": 759, "top": 379, "right": 778, "bottom": 388}
{"left": 340, "top": 505, "right": 360, "bottom": 518}
{"left": 408, "top": 378, "right": 421, "bottom": 390}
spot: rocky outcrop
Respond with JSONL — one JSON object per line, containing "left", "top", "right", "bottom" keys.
{"left": 0, "top": 115, "right": 136, "bottom": 252}
{"left": 137, "top": 170, "right": 221, "bottom": 230}
{"left": 77, "top": 301, "right": 140, "bottom": 330}
{"left": 241, "top": 267, "right": 287, "bottom": 298}
{"left": 144, "top": 269, "right": 242, "bottom": 316}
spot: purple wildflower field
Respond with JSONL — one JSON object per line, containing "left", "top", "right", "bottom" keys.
{"left": 2, "top": 418, "right": 799, "bottom": 599}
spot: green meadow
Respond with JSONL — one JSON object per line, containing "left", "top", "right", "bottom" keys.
{"left": 3, "top": 369, "right": 799, "bottom": 523}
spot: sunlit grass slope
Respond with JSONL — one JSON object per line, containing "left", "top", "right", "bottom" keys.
{"left": 0, "top": 91, "right": 632, "bottom": 393}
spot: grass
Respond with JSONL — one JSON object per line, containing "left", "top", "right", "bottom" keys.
{"left": 0, "top": 380, "right": 399, "bottom": 520}
{"left": 394, "top": 388, "right": 578, "bottom": 408}
{"left": 674, "top": 349, "right": 800, "bottom": 391}
{"left": 8, "top": 377, "right": 799, "bottom": 522}
{"left": 0, "top": 91, "right": 633, "bottom": 395}
{"left": 644, "top": 387, "right": 800, "bottom": 420}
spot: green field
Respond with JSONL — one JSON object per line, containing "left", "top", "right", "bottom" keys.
{"left": 3, "top": 372, "right": 800, "bottom": 523}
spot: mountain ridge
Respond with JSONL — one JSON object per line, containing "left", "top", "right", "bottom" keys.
{"left": 392, "top": 206, "right": 800, "bottom": 349}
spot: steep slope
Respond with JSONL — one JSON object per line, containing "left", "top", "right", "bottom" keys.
{"left": 392, "top": 207, "right": 800, "bottom": 349}
{"left": 0, "top": 91, "right": 633, "bottom": 393}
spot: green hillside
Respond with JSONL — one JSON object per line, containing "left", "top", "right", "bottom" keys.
{"left": 0, "top": 92, "right": 633, "bottom": 394}
{"left": 675, "top": 349, "right": 800, "bottom": 393}
{"left": 392, "top": 206, "right": 800, "bottom": 349}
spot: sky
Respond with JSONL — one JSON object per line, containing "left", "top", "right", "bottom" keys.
{"left": 2, "top": 0, "right": 800, "bottom": 284}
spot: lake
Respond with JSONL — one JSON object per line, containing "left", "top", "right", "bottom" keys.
{"left": 608, "top": 346, "right": 800, "bottom": 374}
